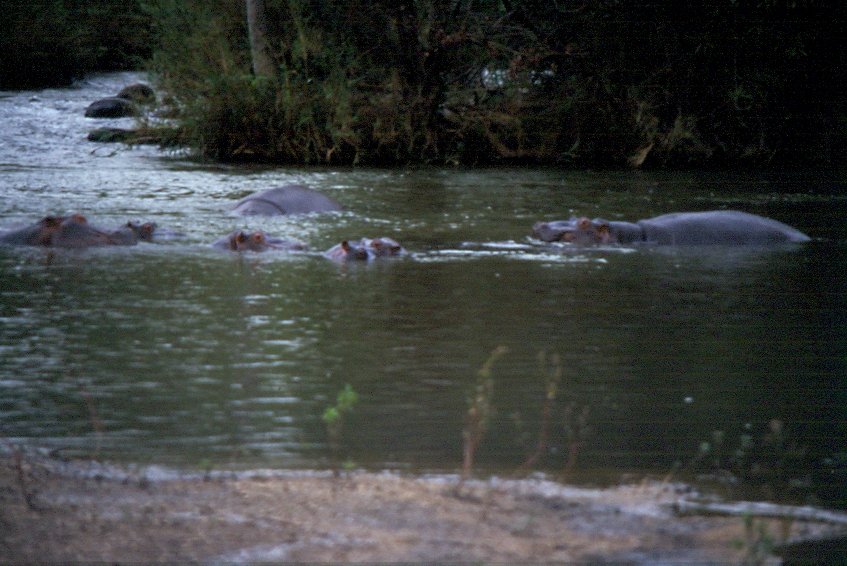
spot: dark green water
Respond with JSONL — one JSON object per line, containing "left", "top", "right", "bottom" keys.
{"left": 1, "top": 74, "right": 845, "bottom": 506}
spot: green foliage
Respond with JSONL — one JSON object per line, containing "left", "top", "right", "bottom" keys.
{"left": 0, "top": 0, "right": 152, "bottom": 89}
{"left": 322, "top": 384, "right": 359, "bottom": 472}
{"left": 143, "top": 0, "right": 846, "bottom": 167}
{"left": 322, "top": 384, "right": 358, "bottom": 426}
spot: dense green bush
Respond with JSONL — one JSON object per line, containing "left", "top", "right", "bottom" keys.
{"left": 145, "top": 0, "right": 846, "bottom": 167}
{"left": 0, "top": 0, "right": 152, "bottom": 89}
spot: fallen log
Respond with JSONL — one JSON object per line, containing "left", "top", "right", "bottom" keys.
{"left": 673, "top": 500, "right": 847, "bottom": 526}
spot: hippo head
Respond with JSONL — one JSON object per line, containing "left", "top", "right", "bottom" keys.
{"left": 339, "top": 240, "right": 370, "bottom": 260}
{"left": 363, "top": 237, "right": 405, "bottom": 257}
{"left": 325, "top": 237, "right": 405, "bottom": 261}
{"left": 323, "top": 240, "right": 370, "bottom": 261}
{"left": 34, "top": 215, "right": 67, "bottom": 245}
{"left": 126, "top": 221, "right": 157, "bottom": 242}
{"left": 532, "top": 217, "right": 614, "bottom": 244}
{"left": 227, "top": 230, "right": 274, "bottom": 252}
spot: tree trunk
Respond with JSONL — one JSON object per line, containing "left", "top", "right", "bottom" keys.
{"left": 245, "top": 0, "right": 275, "bottom": 78}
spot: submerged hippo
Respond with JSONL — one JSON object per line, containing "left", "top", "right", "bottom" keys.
{"left": 0, "top": 215, "right": 140, "bottom": 248}
{"left": 231, "top": 185, "right": 342, "bottom": 216}
{"left": 532, "top": 210, "right": 811, "bottom": 246}
{"left": 324, "top": 237, "right": 405, "bottom": 261}
{"left": 212, "top": 230, "right": 306, "bottom": 252}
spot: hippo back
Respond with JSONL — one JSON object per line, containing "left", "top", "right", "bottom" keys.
{"left": 232, "top": 185, "right": 342, "bottom": 216}
{"left": 638, "top": 210, "right": 811, "bottom": 245}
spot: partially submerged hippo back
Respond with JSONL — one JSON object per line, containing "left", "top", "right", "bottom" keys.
{"left": 232, "top": 185, "right": 342, "bottom": 216}
{"left": 50, "top": 215, "right": 120, "bottom": 247}
{"left": 533, "top": 210, "right": 811, "bottom": 246}
{"left": 0, "top": 215, "right": 161, "bottom": 248}
{"left": 1, "top": 215, "right": 110, "bottom": 248}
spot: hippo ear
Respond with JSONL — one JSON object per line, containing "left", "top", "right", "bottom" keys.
{"left": 341, "top": 240, "right": 350, "bottom": 252}
{"left": 140, "top": 223, "right": 156, "bottom": 238}
{"left": 577, "top": 217, "right": 592, "bottom": 230}
{"left": 70, "top": 214, "right": 88, "bottom": 224}
{"left": 252, "top": 232, "right": 266, "bottom": 244}
{"left": 597, "top": 223, "right": 612, "bottom": 242}
{"left": 42, "top": 216, "right": 63, "bottom": 227}
{"left": 231, "top": 231, "right": 248, "bottom": 249}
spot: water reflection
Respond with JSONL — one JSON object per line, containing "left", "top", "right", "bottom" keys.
{"left": 1, "top": 73, "right": 846, "bottom": 506}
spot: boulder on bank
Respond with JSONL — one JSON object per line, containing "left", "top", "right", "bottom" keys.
{"left": 84, "top": 97, "right": 138, "bottom": 118}
{"left": 117, "top": 83, "right": 155, "bottom": 104}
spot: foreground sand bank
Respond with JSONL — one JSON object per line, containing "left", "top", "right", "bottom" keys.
{"left": 2, "top": 451, "right": 845, "bottom": 562}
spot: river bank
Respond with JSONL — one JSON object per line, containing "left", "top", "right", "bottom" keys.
{"left": 2, "top": 451, "right": 845, "bottom": 563}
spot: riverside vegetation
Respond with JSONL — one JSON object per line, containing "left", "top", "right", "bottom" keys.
{"left": 143, "top": 0, "right": 847, "bottom": 168}
{"left": 3, "top": 1, "right": 844, "bottom": 169}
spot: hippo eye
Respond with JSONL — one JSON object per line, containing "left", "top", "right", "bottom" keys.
{"left": 253, "top": 233, "right": 265, "bottom": 243}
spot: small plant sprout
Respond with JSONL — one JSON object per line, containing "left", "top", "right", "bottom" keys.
{"left": 519, "top": 351, "right": 562, "bottom": 473}
{"left": 462, "top": 346, "right": 509, "bottom": 480}
{"left": 322, "top": 384, "right": 359, "bottom": 474}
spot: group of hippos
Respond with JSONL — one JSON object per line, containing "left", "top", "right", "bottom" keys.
{"left": 4, "top": 80, "right": 810, "bottom": 258}
{"left": 0, "top": 184, "right": 812, "bottom": 260}
{"left": 0, "top": 186, "right": 406, "bottom": 261}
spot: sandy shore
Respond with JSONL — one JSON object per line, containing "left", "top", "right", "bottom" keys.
{"left": 2, "top": 450, "right": 845, "bottom": 563}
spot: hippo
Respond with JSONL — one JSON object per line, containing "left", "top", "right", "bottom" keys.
{"left": 0, "top": 216, "right": 171, "bottom": 248}
{"left": 532, "top": 210, "right": 811, "bottom": 246}
{"left": 231, "top": 185, "right": 342, "bottom": 216}
{"left": 0, "top": 215, "right": 136, "bottom": 248}
{"left": 212, "top": 230, "right": 306, "bottom": 252}
{"left": 84, "top": 97, "right": 138, "bottom": 118}
{"left": 324, "top": 237, "right": 405, "bottom": 261}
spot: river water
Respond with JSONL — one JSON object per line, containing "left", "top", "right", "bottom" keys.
{"left": 1, "top": 73, "right": 845, "bottom": 504}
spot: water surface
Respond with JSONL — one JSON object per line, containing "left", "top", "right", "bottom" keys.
{"left": 1, "top": 73, "right": 845, "bottom": 505}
